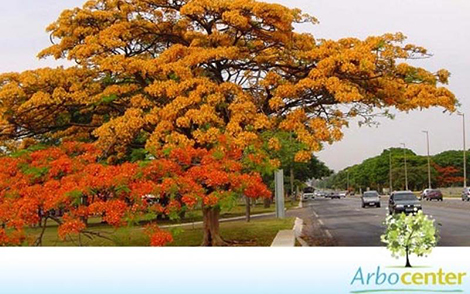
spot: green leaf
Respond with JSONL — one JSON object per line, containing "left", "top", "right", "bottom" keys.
{"left": 66, "top": 190, "right": 83, "bottom": 206}
{"left": 101, "top": 94, "right": 119, "bottom": 104}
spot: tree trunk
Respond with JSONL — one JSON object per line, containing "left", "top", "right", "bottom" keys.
{"left": 179, "top": 210, "right": 186, "bottom": 220}
{"left": 405, "top": 246, "right": 412, "bottom": 268}
{"left": 245, "top": 197, "right": 251, "bottom": 222}
{"left": 202, "top": 206, "right": 228, "bottom": 246}
{"left": 290, "top": 167, "right": 294, "bottom": 197}
{"left": 263, "top": 198, "right": 271, "bottom": 208}
{"left": 80, "top": 196, "right": 89, "bottom": 226}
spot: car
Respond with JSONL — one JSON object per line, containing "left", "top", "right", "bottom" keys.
{"left": 388, "top": 191, "right": 422, "bottom": 215}
{"left": 339, "top": 191, "right": 348, "bottom": 198}
{"left": 423, "top": 189, "right": 443, "bottom": 201}
{"left": 420, "top": 188, "right": 433, "bottom": 200}
{"left": 302, "top": 187, "right": 315, "bottom": 201}
{"left": 462, "top": 187, "right": 470, "bottom": 201}
{"left": 361, "top": 191, "right": 381, "bottom": 208}
{"left": 327, "top": 191, "right": 341, "bottom": 199}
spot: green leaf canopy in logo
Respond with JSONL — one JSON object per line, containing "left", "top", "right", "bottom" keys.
{"left": 381, "top": 211, "right": 439, "bottom": 268}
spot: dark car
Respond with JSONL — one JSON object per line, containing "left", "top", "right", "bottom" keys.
{"left": 423, "top": 189, "right": 443, "bottom": 201}
{"left": 462, "top": 187, "right": 470, "bottom": 201}
{"left": 388, "top": 191, "right": 422, "bottom": 215}
{"left": 361, "top": 191, "right": 381, "bottom": 208}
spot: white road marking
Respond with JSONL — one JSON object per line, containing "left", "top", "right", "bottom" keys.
{"left": 311, "top": 210, "right": 334, "bottom": 239}
{"left": 324, "top": 229, "right": 333, "bottom": 239}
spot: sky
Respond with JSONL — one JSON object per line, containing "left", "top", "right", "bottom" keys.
{"left": 0, "top": 0, "right": 469, "bottom": 171}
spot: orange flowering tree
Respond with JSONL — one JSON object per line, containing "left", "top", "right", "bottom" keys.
{"left": 0, "top": 0, "right": 457, "bottom": 244}
{"left": 433, "top": 164, "right": 464, "bottom": 187}
{"left": 0, "top": 141, "right": 270, "bottom": 246}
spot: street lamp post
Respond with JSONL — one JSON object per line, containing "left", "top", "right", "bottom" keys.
{"left": 458, "top": 113, "right": 467, "bottom": 188}
{"left": 400, "top": 143, "right": 409, "bottom": 190}
{"left": 422, "top": 131, "right": 431, "bottom": 189}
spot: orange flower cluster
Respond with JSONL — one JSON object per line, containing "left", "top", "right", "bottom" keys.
{"left": 58, "top": 216, "right": 86, "bottom": 240}
{"left": 145, "top": 225, "right": 174, "bottom": 247}
{"left": 0, "top": 141, "right": 271, "bottom": 245}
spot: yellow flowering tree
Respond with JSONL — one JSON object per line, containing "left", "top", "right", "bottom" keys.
{"left": 0, "top": 0, "right": 456, "bottom": 245}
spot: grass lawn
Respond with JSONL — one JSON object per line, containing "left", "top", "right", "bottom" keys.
{"left": 170, "top": 217, "right": 295, "bottom": 246}
{"left": 26, "top": 216, "right": 295, "bottom": 247}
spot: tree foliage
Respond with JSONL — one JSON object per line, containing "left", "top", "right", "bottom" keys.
{"left": 323, "top": 148, "right": 468, "bottom": 191}
{"left": 0, "top": 0, "right": 455, "bottom": 159}
{"left": 0, "top": 141, "right": 270, "bottom": 246}
{"left": 381, "top": 211, "right": 438, "bottom": 267}
{"left": 262, "top": 131, "right": 332, "bottom": 191}
{"left": 433, "top": 163, "right": 463, "bottom": 187}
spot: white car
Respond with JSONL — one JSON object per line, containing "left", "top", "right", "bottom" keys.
{"left": 302, "top": 187, "right": 315, "bottom": 201}
{"left": 420, "top": 189, "right": 432, "bottom": 200}
{"left": 462, "top": 187, "right": 470, "bottom": 201}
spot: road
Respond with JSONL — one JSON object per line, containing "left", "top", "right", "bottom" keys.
{"left": 299, "top": 196, "right": 470, "bottom": 246}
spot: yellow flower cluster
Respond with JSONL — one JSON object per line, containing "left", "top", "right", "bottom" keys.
{"left": 93, "top": 108, "right": 145, "bottom": 155}
{"left": 268, "top": 138, "right": 281, "bottom": 151}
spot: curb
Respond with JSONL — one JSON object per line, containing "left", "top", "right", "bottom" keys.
{"left": 270, "top": 216, "right": 308, "bottom": 247}
{"left": 294, "top": 217, "right": 309, "bottom": 247}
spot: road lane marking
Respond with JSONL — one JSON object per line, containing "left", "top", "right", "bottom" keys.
{"left": 324, "top": 229, "right": 333, "bottom": 239}
{"left": 311, "top": 209, "right": 334, "bottom": 239}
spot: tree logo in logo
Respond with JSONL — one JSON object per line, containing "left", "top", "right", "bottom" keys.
{"left": 381, "top": 210, "right": 439, "bottom": 267}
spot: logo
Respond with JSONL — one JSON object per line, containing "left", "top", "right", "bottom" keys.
{"left": 350, "top": 266, "right": 467, "bottom": 293}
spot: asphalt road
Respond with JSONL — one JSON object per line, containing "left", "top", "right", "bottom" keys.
{"left": 301, "top": 196, "right": 470, "bottom": 246}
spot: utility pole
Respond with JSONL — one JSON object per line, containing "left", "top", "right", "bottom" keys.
{"left": 458, "top": 112, "right": 467, "bottom": 188}
{"left": 274, "top": 170, "right": 285, "bottom": 218}
{"left": 347, "top": 170, "right": 350, "bottom": 191}
{"left": 400, "top": 143, "right": 408, "bottom": 190}
{"left": 389, "top": 149, "right": 393, "bottom": 192}
{"left": 422, "top": 131, "right": 431, "bottom": 189}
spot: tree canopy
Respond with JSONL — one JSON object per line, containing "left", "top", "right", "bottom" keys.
{"left": 381, "top": 211, "right": 438, "bottom": 267}
{"left": 0, "top": 0, "right": 455, "bottom": 159}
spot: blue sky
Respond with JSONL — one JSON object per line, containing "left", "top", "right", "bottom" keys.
{"left": 1, "top": 0, "right": 469, "bottom": 171}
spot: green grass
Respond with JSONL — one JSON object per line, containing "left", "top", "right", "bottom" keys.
{"left": 26, "top": 216, "right": 295, "bottom": 247}
{"left": 170, "top": 217, "right": 295, "bottom": 246}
